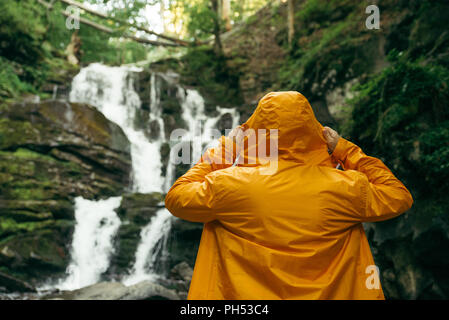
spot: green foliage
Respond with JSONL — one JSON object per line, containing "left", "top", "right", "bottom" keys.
{"left": 183, "top": 0, "right": 218, "bottom": 40}
{"left": 0, "top": 0, "right": 47, "bottom": 65}
{"left": 0, "top": 57, "right": 36, "bottom": 98}
{"left": 181, "top": 46, "right": 243, "bottom": 111}
{"left": 347, "top": 52, "right": 449, "bottom": 198}
{"left": 231, "top": 0, "right": 271, "bottom": 24}
{"left": 278, "top": 0, "right": 368, "bottom": 99}
{"left": 420, "top": 122, "right": 449, "bottom": 183}
{"left": 296, "top": 0, "right": 333, "bottom": 25}
{"left": 0, "top": 0, "right": 153, "bottom": 99}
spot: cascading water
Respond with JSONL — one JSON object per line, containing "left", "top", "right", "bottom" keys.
{"left": 122, "top": 208, "right": 172, "bottom": 286}
{"left": 69, "top": 63, "right": 165, "bottom": 193}
{"left": 48, "top": 62, "right": 239, "bottom": 291}
{"left": 55, "top": 197, "right": 122, "bottom": 291}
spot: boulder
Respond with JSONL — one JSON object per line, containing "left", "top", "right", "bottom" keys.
{"left": 43, "top": 280, "right": 179, "bottom": 300}
{"left": 170, "top": 261, "right": 193, "bottom": 283}
{"left": 0, "top": 100, "right": 131, "bottom": 197}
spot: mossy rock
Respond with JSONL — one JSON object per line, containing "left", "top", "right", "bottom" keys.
{"left": 0, "top": 221, "right": 74, "bottom": 283}
{"left": 0, "top": 101, "right": 132, "bottom": 198}
{"left": 0, "top": 199, "right": 74, "bottom": 220}
{"left": 0, "top": 100, "right": 133, "bottom": 286}
{"left": 108, "top": 192, "right": 165, "bottom": 274}
{"left": 160, "top": 142, "right": 170, "bottom": 177}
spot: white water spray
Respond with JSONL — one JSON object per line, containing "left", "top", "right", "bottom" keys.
{"left": 122, "top": 208, "right": 172, "bottom": 286}
{"left": 69, "top": 63, "right": 164, "bottom": 193}
{"left": 54, "top": 197, "right": 122, "bottom": 290}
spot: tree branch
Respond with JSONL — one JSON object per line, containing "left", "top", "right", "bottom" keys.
{"left": 36, "top": 0, "right": 182, "bottom": 47}
{"left": 57, "top": 0, "right": 192, "bottom": 46}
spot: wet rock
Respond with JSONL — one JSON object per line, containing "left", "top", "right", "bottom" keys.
{"left": 0, "top": 271, "right": 35, "bottom": 293}
{"left": 121, "top": 280, "right": 179, "bottom": 300}
{"left": 215, "top": 113, "right": 233, "bottom": 135}
{"left": 170, "top": 262, "right": 193, "bottom": 283}
{"left": 160, "top": 142, "right": 170, "bottom": 177}
{"left": 148, "top": 119, "right": 161, "bottom": 140}
{"left": 116, "top": 193, "right": 164, "bottom": 226}
{"left": 0, "top": 100, "right": 132, "bottom": 195}
{"left": 108, "top": 193, "right": 164, "bottom": 275}
{"left": 166, "top": 218, "right": 203, "bottom": 272}
{"left": 365, "top": 209, "right": 449, "bottom": 299}
{"left": 0, "top": 100, "right": 132, "bottom": 287}
{"left": 43, "top": 280, "right": 179, "bottom": 300}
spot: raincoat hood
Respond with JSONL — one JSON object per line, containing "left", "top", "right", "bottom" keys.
{"left": 239, "top": 91, "right": 334, "bottom": 167}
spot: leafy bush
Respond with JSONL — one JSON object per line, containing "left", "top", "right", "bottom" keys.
{"left": 0, "top": 57, "right": 36, "bottom": 99}
{"left": 0, "top": 0, "right": 47, "bottom": 65}
{"left": 347, "top": 52, "right": 449, "bottom": 197}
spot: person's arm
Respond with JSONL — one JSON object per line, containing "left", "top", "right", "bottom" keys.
{"left": 331, "top": 137, "right": 414, "bottom": 222}
{"left": 164, "top": 135, "right": 238, "bottom": 223}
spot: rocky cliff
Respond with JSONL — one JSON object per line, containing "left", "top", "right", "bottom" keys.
{"left": 0, "top": 100, "right": 131, "bottom": 291}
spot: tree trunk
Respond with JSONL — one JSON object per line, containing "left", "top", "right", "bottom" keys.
{"left": 211, "top": 0, "right": 223, "bottom": 56}
{"left": 222, "top": 0, "right": 232, "bottom": 32}
{"left": 287, "top": 0, "right": 295, "bottom": 46}
{"left": 65, "top": 30, "right": 81, "bottom": 65}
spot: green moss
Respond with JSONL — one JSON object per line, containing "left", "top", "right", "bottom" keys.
{"left": 0, "top": 119, "right": 36, "bottom": 149}
{"left": 1, "top": 210, "right": 53, "bottom": 222}
{"left": 119, "top": 192, "right": 164, "bottom": 209}
{"left": 0, "top": 57, "right": 36, "bottom": 99}
{"left": 0, "top": 148, "right": 83, "bottom": 172}
{"left": 296, "top": 0, "right": 333, "bottom": 25}
{"left": 0, "top": 148, "right": 84, "bottom": 201}
{"left": 0, "top": 218, "right": 56, "bottom": 238}
{"left": 0, "top": 223, "right": 73, "bottom": 274}
{"left": 11, "top": 148, "right": 55, "bottom": 161}
{"left": 278, "top": 2, "right": 369, "bottom": 98}
{"left": 346, "top": 52, "right": 449, "bottom": 203}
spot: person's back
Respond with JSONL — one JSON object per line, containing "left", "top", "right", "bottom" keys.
{"left": 165, "top": 91, "right": 413, "bottom": 299}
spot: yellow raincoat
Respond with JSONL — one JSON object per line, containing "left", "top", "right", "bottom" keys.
{"left": 165, "top": 91, "right": 413, "bottom": 300}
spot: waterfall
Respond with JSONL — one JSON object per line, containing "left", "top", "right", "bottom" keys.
{"left": 122, "top": 208, "right": 172, "bottom": 286}
{"left": 54, "top": 197, "right": 122, "bottom": 291}
{"left": 69, "top": 63, "right": 164, "bottom": 193}
{"left": 49, "top": 62, "right": 239, "bottom": 291}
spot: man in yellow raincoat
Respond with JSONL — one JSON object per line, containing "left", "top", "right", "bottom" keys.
{"left": 165, "top": 91, "right": 413, "bottom": 300}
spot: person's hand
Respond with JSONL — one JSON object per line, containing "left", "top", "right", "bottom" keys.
{"left": 323, "top": 126, "right": 340, "bottom": 154}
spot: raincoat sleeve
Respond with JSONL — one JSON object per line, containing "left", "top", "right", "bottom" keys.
{"left": 164, "top": 136, "right": 237, "bottom": 223}
{"left": 331, "top": 137, "right": 413, "bottom": 222}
